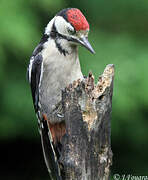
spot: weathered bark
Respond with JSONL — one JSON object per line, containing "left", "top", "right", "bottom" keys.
{"left": 58, "top": 64, "right": 114, "bottom": 180}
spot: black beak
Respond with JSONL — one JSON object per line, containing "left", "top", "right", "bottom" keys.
{"left": 78, "top": 37, "right": 95, "bottom": 54}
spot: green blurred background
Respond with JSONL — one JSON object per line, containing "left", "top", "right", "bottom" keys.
{"left": 0, "top": 0, "right": 148, "bottom": 179}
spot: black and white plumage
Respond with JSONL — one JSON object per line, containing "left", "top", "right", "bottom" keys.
{"left": 27, "top": 35, "right": 62, "bottom": 180}
{"left": 27, "top": 8, "right": 95, "bottom": 179}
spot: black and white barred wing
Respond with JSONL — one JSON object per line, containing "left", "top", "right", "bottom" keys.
{"left": 27, "top": 52, "right": 62, "bottom": 180}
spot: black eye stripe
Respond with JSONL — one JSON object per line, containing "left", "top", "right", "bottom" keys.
{"left": 50, "top": 22, "right": 78, "bottom": 43}
{"left": 49, "top": 22, "right": 79, "bottom": 56}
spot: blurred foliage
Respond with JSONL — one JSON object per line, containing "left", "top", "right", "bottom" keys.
{"left": 0, "top": 0, "right": 148, "bottom": 178}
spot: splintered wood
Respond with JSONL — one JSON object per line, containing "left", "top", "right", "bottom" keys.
{"left": 81, "top": 64, "right": 114, "bottom": 131}
{"left": 59, "top": 64, "right": 114, "bottom": 180}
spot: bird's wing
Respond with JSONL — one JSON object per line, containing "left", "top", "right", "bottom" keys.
{"left": 28, "top": 54, "right": 42, "bottom": 112}
{"left": 27, "top": 52, "right": 62, "bottom": 180}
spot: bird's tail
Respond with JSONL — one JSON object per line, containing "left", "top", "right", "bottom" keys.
{"left": 40, "top": 119, "right": 62, "bottom": 180}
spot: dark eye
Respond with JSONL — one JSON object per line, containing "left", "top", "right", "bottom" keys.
{"left": 67, "top": 27, "right": 75, "bottom": 35}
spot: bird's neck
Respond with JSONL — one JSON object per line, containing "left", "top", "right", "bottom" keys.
{"left": 43, "top": 38, "right": 78, "bottom": 61}
{"left": 54, "top": 38, "right": 77, "bottom": 56}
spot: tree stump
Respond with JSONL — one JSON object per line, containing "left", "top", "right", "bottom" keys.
{"left": 58, "top": 64, "right": 114, "bottom": 180}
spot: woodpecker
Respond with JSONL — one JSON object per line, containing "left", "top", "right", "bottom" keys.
{"left": 27, "top": 8, "right": 95, "bottom": 180}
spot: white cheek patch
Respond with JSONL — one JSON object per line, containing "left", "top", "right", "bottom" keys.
{"left": 54, "top": 16, "right": 73, "bottom": 35}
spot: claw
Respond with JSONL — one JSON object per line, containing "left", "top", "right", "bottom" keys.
{"left": 57, "top": 113, "right": 64, "bottom": 118}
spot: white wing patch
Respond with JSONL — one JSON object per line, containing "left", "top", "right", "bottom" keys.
{"left": 28, "top": 56, "right": 34, "bottom": 83}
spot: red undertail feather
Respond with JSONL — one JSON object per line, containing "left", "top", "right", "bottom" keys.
{"left": 48, "top": 122, "right": 66, "bottom": 144}
{"left": 43, "top": 113, "right": 66, "bottom": 144}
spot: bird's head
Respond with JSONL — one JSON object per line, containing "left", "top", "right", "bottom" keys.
{"left": 45, "top": 8, "right": 95, "bottom": 54}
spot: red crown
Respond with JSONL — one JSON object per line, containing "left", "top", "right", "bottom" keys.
{"left": 67, "top": 9, "right": 89, "bottom": 31}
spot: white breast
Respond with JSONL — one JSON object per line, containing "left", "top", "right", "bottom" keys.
{"left": 39, "top": 39, "right": 83, "bottom": 120}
